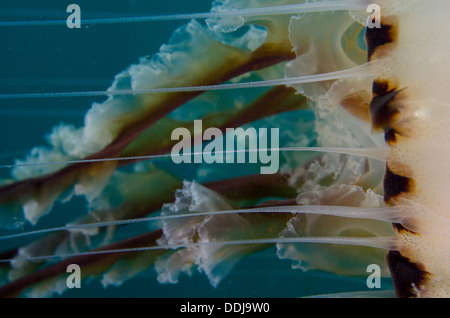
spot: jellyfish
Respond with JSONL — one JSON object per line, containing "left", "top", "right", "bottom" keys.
{"left": 0, "top": 0, "right": 448, "bottom": 298}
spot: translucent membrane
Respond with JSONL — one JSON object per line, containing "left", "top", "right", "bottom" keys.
{"left": 0, "top": 147, "right": 387, "bottom": 169}
{"left": 0, "top": 236, "right": 399, "bottom": 264}
{"left": 0, "top": 1, "right": 369, "bottom": 27}
{"left": 0, "top": 63, "right": 376, "bottom": 99}
{"left": 0, "top": 205, "right": 403, "bottom": 242}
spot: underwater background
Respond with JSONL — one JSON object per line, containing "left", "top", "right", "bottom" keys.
{"left": 0, "top": 0, "right": 394, "bottom": 297}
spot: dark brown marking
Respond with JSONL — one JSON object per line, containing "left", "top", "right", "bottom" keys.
{"left": 392, "top": 223, "right": 418, "bottom": 235}
{"left": 370, "top": 84, "right": 401, "bottom": 131}
{"left": 386, "top": 250, "right": 429, "bottom": 298}
{"left": 383, "top": 165, "right": 412, "bottom": 202}
{"left": 384, "top": 128, "right": 398, "bottom": 144}
{"left": 365, "top": 23, "right": 396, "bottom": 60}
{"left": 372, "top": 80, "right": 390, "bottom": 97}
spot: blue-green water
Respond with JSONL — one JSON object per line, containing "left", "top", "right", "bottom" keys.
{"left": 0, "top": 0, "right": 394, "bottom": 298}
{"left": 0, "top": 0, "right": 214, "bottom": 167}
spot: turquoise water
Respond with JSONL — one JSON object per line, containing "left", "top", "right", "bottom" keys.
{"left": 0, "top": 0, "right": 394, "bottom": 298}
{"left": 0, "top": 0, "right": 214, "bottom": 168}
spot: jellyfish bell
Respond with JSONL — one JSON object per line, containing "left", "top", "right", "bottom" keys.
{"left": 366, "top": 0, "right": 450, "bottom": 297}
{"left": 0, "top": 0, "right": 449, "bottom": 298}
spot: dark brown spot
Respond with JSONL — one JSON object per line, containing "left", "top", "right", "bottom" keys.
{"left": 373, "top": 80, "right": 388, "bottom": 96}
{"left": 384, "top": 129, "right": 398, "bottom": 144}
{"left": 386, "top": 250, "right": 429, "bottom": 298}
{"left": 384, "top": 165, "right": 412, "bottom": 202}
{"left": 392, "top": 223, "right": 418, "bottom": 236}
{"left": 370, "top": 83, "right": 401, "bottom": 132}
{"left": 365, "top": 23, "right": 396, "bottom": 60}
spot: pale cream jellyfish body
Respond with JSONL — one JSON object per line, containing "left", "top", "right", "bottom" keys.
{"left": 365, "top": 0, "right": 450, "bottom": 297}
